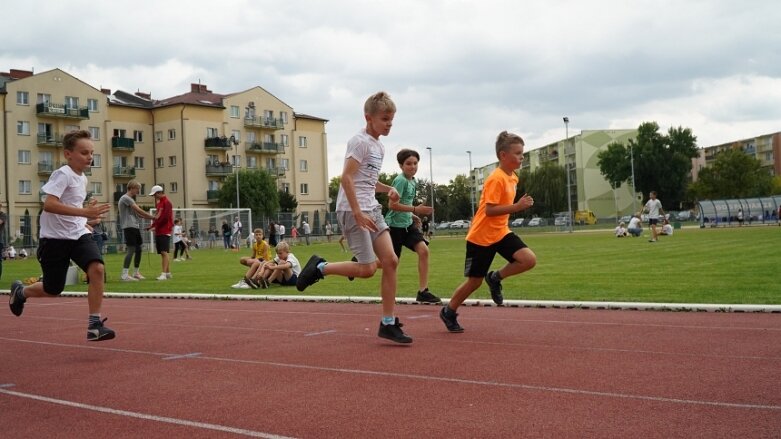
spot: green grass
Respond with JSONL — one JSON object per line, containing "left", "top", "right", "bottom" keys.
{"left": 2, "top": 226, "right": 779, "bottom": 304}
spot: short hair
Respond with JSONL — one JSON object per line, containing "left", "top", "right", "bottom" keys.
{"left": 63, "top": 129, "right": 91, "bottom": 150}
{"left": 174, "top": 218, "right": 181, "bottom": 224}
{"left": 364, "top": 91, "right": 396, "bottom": 115}
{"left": 127, "top": 180, "right": 141, "bottom": 190}
{"left": 275, "top": 241, "right": 290, "bottom": 253}
{"left": 396, "top": 148, "right": 420, "bottom": 165}
{"left": 495, "top": 131, "right": 525, "bottom": 158}
{"left": 253, "top": 228, "right": 264, "bottom": 235}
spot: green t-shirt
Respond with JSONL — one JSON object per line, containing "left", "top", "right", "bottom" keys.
{"left": 384, "top": 174, "right": 416, "bottom": 228}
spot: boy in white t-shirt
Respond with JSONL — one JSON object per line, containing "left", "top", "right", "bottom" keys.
{"left": 256, "top": 241, "right": 301, "bottom": 288}
{"left": 295, "top": 91, "right": 411, "bottom": 344}
{"left": 9, "top": 130, "right": 115, "bottom": 341}
{"left": 614, "top": 222, "right": 628, "bottom": 237}
{"left": 642, "top": 191, "right": 664, "bottom": 243}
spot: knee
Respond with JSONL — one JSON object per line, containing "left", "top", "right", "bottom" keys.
{"left": 89, "top": 261, "right": 105, "bottom": 277}
{"left": 358, "top": 264, "right": 379, "bottom": 278}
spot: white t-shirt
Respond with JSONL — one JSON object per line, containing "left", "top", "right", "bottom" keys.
{"left": 232, "top": 220, "right": 242, "bottom": 235}
{"left": 279, "top": 224, "right": 285, "bottom": 236}
{"left": 274, "top": 253, "right": 301, "bottom": 276}
{"left": 40, "top": 165, "right": 90, "bottom": 240}
{"left": 173, "top": 225, "right": 183, "bottom": 243}
{"left": 628, "top": 217, "right": 641, "bottom": 229}
{"left": 336, "top": 128, "right": 385, "bottom": 212}
{"left": 615, "top": 226, "right": 627, "bottom": 237}
{"left": 662, "top": 224, "right": 674, "bottom": 235}
{"left": 644, "top": 199, "right": 663, "bottom": 219}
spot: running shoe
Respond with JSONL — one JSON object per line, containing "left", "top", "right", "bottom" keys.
{"left": 485, "top": 271, "right": 504, "bottom": 305}
{"left": 377, "top": 318, "right": 413, "bottom": 344}
{"left": 120, "top": 274, "right": 138, "bottom": 282}
{"left": 156, "top": 273, "right": 168, "bottom": 281}
{"left": 244, "top": 276, "right": 259, "bottom": 289}
{"left": 9, "top": 280, "right": 26, "bottom": 316}
{"left": 231, "top": 279, "right": 250, "bottom": 289}
{"left": 133, "top": 273, "right": 146, "bottom": 280}
{"left": 439, "top": 306, "right": 464, "bottom": 333}
{"left": 296, "top": 254, "right": 325, "bottom": 291}
{"left": 416, "top": 288, "right": 442, "bottom": 304}
{"left": 87, "top": 318, "right": 116, "bottom": 341}
{"left": 348, "top": 256, "right": 357, "bottom": 281}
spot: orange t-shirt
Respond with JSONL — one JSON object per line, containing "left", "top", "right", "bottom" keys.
{"left": 466, "top": 167, "right": 518, "bottom": 246}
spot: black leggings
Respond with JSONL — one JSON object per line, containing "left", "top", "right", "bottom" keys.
{"left": 174, "top": 241, "right": 186, "bottom": 259}
{"left": 123, "top": 244, "right": 142, "bottom": 269}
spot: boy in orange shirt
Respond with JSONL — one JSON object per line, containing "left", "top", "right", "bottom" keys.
{"left": 440, "top": 131, "right": 537, "bottom": 333}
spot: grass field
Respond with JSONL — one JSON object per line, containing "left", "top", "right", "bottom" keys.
{"left": 2, "top": 225, "right": 779, "bottom": 304}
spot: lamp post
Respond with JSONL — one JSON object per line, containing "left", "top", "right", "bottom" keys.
{"left": 230, "top": 136, "right": 240, "bottom": 242}
{"left": 426, "top": 147, "right": 435, "bottom": 225}
{"left": 466, "top": 150, "right": 475, "bottom": 218}
{"left": 630, "top": 144, "right": 637, "bottom": 215}
{"left": 563, "top": 117, "right": 573, "bottom": 233}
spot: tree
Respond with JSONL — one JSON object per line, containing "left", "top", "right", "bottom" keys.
{"left": 328, "top": 176, "right": 341, "bottom": 211}
{"left": 597, "top": 142, "right": 632, "bottom": 188}
{"left": 447, "top": 174, "right": 473, "bottom": 220}
{"left": 524, "top": 162, "right": 567, "bottom": 218}
{"left": 688, "top": 148, "right": 773, "bottom": 199}
{"left": 218, "top": 169, "right": 279, "bottom": 220}
{"left": 278, "top": 190, "right": 298, "bottom": 213}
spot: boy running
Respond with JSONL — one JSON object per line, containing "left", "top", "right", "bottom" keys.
{"left": 440, "top": 131, "right": 536, "bottom": 333}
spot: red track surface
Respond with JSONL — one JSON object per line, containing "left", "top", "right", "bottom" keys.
{"left": 1, "top": 297, "right": 780, "bottom": 438}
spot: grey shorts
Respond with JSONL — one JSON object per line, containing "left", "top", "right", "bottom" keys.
{"left": 337, "top": 206, "right": 389, "bottom": 264}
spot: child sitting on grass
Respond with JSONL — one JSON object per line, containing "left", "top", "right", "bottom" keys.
{"left": 255, "top": 241, "right": 301, "bottom": 289}
{"left": 232, "top": 228, "right": 272, "bottom": 289}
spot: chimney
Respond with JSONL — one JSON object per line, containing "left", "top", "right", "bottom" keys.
{"left": 101, "top": 88, "right": 111, "bottom": 95}
{"left": 9, "top": 69, "right": 34, "bottom": 79}
{"left": 190, "top": 83, "right": 210, "bottom": 93}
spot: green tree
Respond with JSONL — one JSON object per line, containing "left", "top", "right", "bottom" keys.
{"left": 218, "top": 169, "right": 279, "bottom": 220}
{"left": 688, "top": 148, "right": 773, "bottom": 199}
{"left": 448, "top": 174, "right": 473, "bottom": 220}
{"left": 328, "top": 176, "right": 341, "bottom": 211}
{"left": 524, "top": 162, "right": 567, "bottom": 218}
{"left": 278, "top": 190, "right": 298, "bottom": 213}
{"left": 597, "top": 142, "right": 632, "bottom": 188}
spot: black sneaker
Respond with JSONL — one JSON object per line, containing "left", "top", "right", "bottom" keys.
{"left": 485, "top": 271, "right": 504, "bottom": 305}
{"left": 348, "top": 256, "right": 357, "bottom": 281}
{"left": 296, "top": 254, "right": 325, "bottom": 292}
{"left": 416, "top": 288, "right": 442, "bottom": 304}
{"left": 439, "top": 306, "right": 464, "bottom": 333}
{"left": 87, "top": 318, "right": 116, "bottom": 342}
{"left": 9, "top": 280, "right": 26, "bottom": 317}
{"left": 377, "top": 318, "right": 413, "bottom": 344}
{"left": 244, "top": 276, "right": 259, "bottom": 289}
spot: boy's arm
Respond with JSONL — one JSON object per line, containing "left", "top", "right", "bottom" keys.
{"left": 131, "top": 203, "right": 155, "bottom": 220}
{"left": 43, "top": 195, "right": 109, "bottom": 219}
{"left": 485, "top": 193, "right": 534, "bottom": 216}
{"left": 375, "top": 181, "right": 400, "bottom": 202}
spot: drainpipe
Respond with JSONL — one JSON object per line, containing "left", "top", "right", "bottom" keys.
{"left": 180, "top": 104, "right": 187, "bottom": 208}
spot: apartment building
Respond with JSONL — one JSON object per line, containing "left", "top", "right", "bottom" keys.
{"left": 691, "top": 131, "right": 781, "bottom": 181}
{"left": 0, "top": 68, "right": 329, "bottom": 239}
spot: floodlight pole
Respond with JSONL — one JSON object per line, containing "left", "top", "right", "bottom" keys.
{"left": 232, "top": 135, "right": 240, "bottom": 243}
{"left": 564, "top": 117, "right": 573, "bottom": 233}
{"left": 467, "top": 150, "right": 475, "bottom": 218}
{"left": 426, "top": 146, "right": 435, "bottom": 225}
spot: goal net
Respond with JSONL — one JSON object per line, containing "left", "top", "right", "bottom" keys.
{"left": 148, "top": 208, "right": 252, "bottom": 250}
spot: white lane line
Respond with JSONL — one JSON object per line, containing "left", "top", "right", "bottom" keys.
{"left": 162, "top": 352, "right": 202, "bottom": 361}
{"left": 407, "top": 315, "right": 431, "bottom": 319}
{"left": 0, "top": 386, "right": 296, "bottom": 438}
{"left": 1, "top": 336, "right": 779, "bottom": 412}
{"left": 304, "top": 329, "right": 336, "bottom": 337}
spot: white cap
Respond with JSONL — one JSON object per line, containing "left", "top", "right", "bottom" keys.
{"left": 148, "top": 185, "right": 164, "bottom": 196}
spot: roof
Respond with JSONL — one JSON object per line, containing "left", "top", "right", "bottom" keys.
{"left": 154, "top": 83, "right": 225, "bottom": 109}
{"left": 109, "top": 90, "right": 154, "bottom": 108}
{"left": 294, "top": 112, "right": 329, "bottom": 123}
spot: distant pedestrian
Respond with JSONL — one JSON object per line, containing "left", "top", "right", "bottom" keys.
{"left": 302, "top": 220, "right": 311, "bottom": 245}
{"left": 642, "top": 191, "right": 664, "bottom": 243}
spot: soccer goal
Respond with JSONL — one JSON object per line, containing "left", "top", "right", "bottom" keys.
{"left": 148, "top": 208, "right": 252, "bottom": 250}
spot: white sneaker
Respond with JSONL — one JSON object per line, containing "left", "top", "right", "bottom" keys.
{"left": 120, "top": 274, "right": 138, "bottom": 282}
{"left": 174, "top": 258, "right": 182, "bottom": 262}
{"left": 166, "top": 273, "right": 172, "bottom": 279}
{"left": 231, "top": 279, "right": 250, "bottom": 289}
{"left": 133, "top": 273, "right": 145, "bottom": 280}
{"left": 156, "top": 273, "right": 168, "bottom": 281}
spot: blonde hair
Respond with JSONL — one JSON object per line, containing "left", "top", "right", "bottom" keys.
{"left": 253, "top": 228, "right": 264, "bottom": 238}
{"left": 275, "top": 241, "right": 290, "bottom": 253}
{"left": 495, "top": 131, "right": 525, "bottom": 158}
{"left": 364, "top": 91, "right": 396, "bottom": 115}
{"left": 127, "top": 180, "right": 141, "bottom": 190}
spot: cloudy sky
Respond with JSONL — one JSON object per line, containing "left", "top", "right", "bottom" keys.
{"left": 4, "top": 0, "right": 780, "bottom": 184}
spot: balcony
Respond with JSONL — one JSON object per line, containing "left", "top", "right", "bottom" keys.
{"left": 112, "top": 165, "right": 136, "bottom": 178}
{"left": 38, "top": 161, "right": 57, "bottom": 175}
{"left": 204, "top": 136, "right": 233, "bottom": 150}
{"left": 206, "top": 190, "right": 221, "bottom": 202}
{"left": 205, "top": 162, "right": 235, "bottom": 177}
{"left": 243, "top": 116, "right": 284, "bottom": 130}
{"left": 246, "top": 141, "right": 283, "bottom": 154}
{"left": 36, "top": 102, "right": 89, "bottom": 119}
{"left": 111, "top": 136, "right": 135, "bottom": 151}
{"left": 267, "top": 167, "right": 286, "bottom": 178}
{"left": 36, "top": 133, "right": 63, "bottom": 147}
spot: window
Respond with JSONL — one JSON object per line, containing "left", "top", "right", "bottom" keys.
{"left": 169, "top": 156, "right": 177, "bottom": 167}
{"left": 156, "top": 157, "right": 165, "bottom": 168}
{"left": 281, "top": 134, "right": 289, "bottom": 146}
{"left": 208, "top": 181, "right": 219, "bottom": 191}
{"left": 264, "top": 109, "right": 273, "bottom": 120}
{"left": 281, "top": 111, "right": 288, "bottom": 124}
{"left": 206, "top": 127, "right": 218, "bottom": 138}
{"left": 133, "top": 130, "right": 143, "bottom": 142}
{"left": 170, "top": 182, "right": 178, "bottom": 193}
{"left": 40, "top": 151, "right": 54, "bottom": 165}
{"left": 89, "top": 127, "right": 100, "bottom": 140}
{"left": 168, "top": 129, "right": 176, "bottom": 140}
{"left": 90, "top": 182, "right": 102, "bottom": 196}
{"left": 88, "top": 98, "right": 98, "bottom": 112}
{"left": 299, "top": 160, "right": 308, "bottom": 172}
{"left": 247, "top": 131, "right": 256, "bottom": 143}
{"left": 247, "top": 156, "right": 258, "bottom": 169}
{"left": 231, "top": 155, "right": 241, "bottom": 167}
{"left": 298, "top": 136, "right": 307, "bottom": 147}
{"left": 230, "top": 105, "right": 240, "bottom": 118}
{"left": 17, "top": 91, "right": 29, "bottom": 105}
{"left": 231, "top": 130, "right": 240, "bottom": 142}
{"left": 134, "top": 156, "right": 145, "bottom": 169}
{"left": 113, "top": 128, "right": 127, "bottom": 138}
{"left": 18, "top": 150, "right": 31, "bottom": 164}
{"left": 281, "top": 183, "right": 290, "bottom": 193}
{"left": 38, "top": 123, "right": 53, "bottom": 141}
{"left": 207, "top": 154, "right": 220, "bottom": 166}
{"left": 280, "top": 158, "right": 289, "bottom": 170}
{"left": 300, "top": 183, "right": 309, "bottom": 195}
{"left": 17, "top": 121, "right": 30, "bottom": 135}
{"left": 65, "top": 96, "right": 79, "bottom": 108}
{"left": 37, "top": 93, "right": 51, "bottom": 105}
{"left": 92, "top": 154, "right": 102, "bottom": 168}
{"left": 19, "top": 180, "right": 32, "bottom": 195}
{"left": 155, "top": 131, "right": 163, "bottom": 142}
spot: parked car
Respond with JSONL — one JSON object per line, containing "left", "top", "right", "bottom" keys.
{"left": 619, "top": 215, "right": 633, "bottom": 224}
{"left": 676, "top": 211, "right": 693, "bottom": 221}
{"left": 554, "top": 216, "right": 571, "bottom": 226}
{"left": 450, "top": 219, "right": 471, "bottom": 229}
{"left": 436, "top": 222, "right": 451, "bottom": 230}
{"left": 511, "top": 218, "right": 526, "bottom": 227}
{"left": 527, "top": 217, "right": 547, "bottom": 227}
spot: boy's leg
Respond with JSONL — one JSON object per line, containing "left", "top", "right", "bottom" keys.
{"left": 85, "top": 261, "right": 106, "bottom": 315}
{"left": 372, "top": 232, "right": 399, "bottom": 318}
{"left": 495, "top": 247, "right": 537, "bottom": 280}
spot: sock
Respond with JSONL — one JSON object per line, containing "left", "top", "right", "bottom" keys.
{"left": 88, "top": 314, "right": 101, "bottom": 327}
{"left": 492, "top": 271, "right": 503, "bottom": 282}
{"left": 382, "top": 316, "right": 395, "bottom": 325}
{"left": 317, "top": 261, "right": 327, "bottom": 274}
{"left": 134, "top": 268, "right": 141, "bottom": 275}
{"left": 122, "top": 268, "right": 129, "bottom": 276}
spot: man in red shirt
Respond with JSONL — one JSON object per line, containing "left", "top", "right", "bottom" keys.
{"left": 147, "top": 185, "right": 174, "bottom": 280}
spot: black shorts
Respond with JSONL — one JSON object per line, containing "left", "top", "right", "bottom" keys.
{"left": 464, "top": 233, "right": 528, "bottom": 278}
{"left": 38, "top": 234, "right": 103, "bottom": 295}
{"left": 155, "top": 235, "right": 171, "bottom": 254}
{"left": 389, "top": 225, "right": 428, "bottom": 258}
{"left": 648, "top": 218, "right": 659, "bottom": 226}
{"left": 123, "top": 227, "right": 143, "bottom": 247}
{"left": 271, "top": 273, "right": 298, "bottom": 286}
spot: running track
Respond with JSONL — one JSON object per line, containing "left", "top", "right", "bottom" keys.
{"left": 1, "top": 296, "right": 779, "bottom": 438}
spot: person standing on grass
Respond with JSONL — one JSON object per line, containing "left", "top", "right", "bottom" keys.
{"left": 222, "top": 220, "right": 231, "bottom": 249}
{"left": 146, "top": 185, "right": 173, "bottom": 280}
{"left": 302, "top": 220, "right": 311, "bottom": 245}
{"left": 8, "top": 130, "right": 115, "bottom": 341}
{"left": 440, "top": 131, "right": 537, "bottom": 333}
{"left": 385, "top": 148, "right": 440, "bottom": 304}
{"left": 118, "top": 180, "right": 155, "bottom": 281}
{"left": 642, "top": 191, "right": 664, "bottom": 243}
{"left": 295, "top": 91, "right": 412, "bottom": 344}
